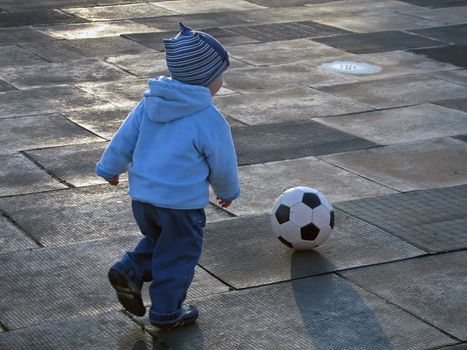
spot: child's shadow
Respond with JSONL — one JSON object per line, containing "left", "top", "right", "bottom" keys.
{"left": 291, "top": 250, "right": 392, "bottom": 350}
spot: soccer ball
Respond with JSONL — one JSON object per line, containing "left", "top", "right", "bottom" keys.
{"left": 271, "top": 187, "right": 334, "bottom": 250}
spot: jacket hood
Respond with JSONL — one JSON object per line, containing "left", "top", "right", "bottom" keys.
{"left": 143, "top": 76, "right": 213, "bottom": 123}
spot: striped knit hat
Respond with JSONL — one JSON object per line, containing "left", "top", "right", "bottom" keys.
{"left": 164, "top": 23, "right": 230, "bottom": 87}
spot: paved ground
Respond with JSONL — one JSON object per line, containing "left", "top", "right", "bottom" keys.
{"left": 0, "top": 0, "right": 466, "bottom": 349}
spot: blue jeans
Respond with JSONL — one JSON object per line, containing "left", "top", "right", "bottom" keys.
{"left": 112, "top": 200, "right": 205, "bottom": 323}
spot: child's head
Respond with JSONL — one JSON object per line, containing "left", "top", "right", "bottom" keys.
{"left": 164, "top": 23, "right": 230, "bottom": 92}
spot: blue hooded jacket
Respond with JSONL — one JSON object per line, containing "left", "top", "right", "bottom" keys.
{"left": 96, "top": 76, "right": 240, "bottom": 209}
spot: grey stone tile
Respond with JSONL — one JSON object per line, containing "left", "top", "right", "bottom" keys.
{"left": 37, "top": 20, "right": 157, "bottom": 40}
{"left": 134, "top": 11, "right": 250, "bottom": 31}
{"left": 0, "top": 184, "right": 231, "bottom": 247}
{"left": 0, "top": 58, "right": 131, "bottom": 88}
{"left": 314, "top": 104, "right": 467, "bottom": 144}
{"left": 152, "top": 274, "right": 452, "bottom": 350}
{"left": 154, "top": 0, "right": 266, "bottom": 14}
{"left": 0, "top": 114, "right": 102, "bottom": 154}
{"left": 317, "top": 75, "right": 467, "bottom": 108}
{"left": 224, "top": 63, "right": 357, "bottom": 93}
{"left": 246, "top": 0, "right": 333, "bottom": 6}
{"left": 76, "top": 78, "right": 147, "bottom": 109}
{"left": 17, "top": 39, "right": 85, "bottom": 62}
{"left": 227, "top": 21, "right": 350, "bottom": 42}
{"left": 313, "top": 30, "right": 446, "bottom": 54}
{"left": 228, "top": 39, "right": 352, "bottom": 66}
{"left": 0, "top": 215, "right": 37, "bottom": 255}
{"left": 200, "top": 211, "right": 423, "bottom": 288}
{"left": 336, "top": 185, "right": 467, "bottom": 252}
{"left": 313, "top": 11, "right": 443, "bottom": 33}
{"left": 214, "top": 87, "right": 373, "bottom": 125}
{"left": 0, "top": 0, "right": 97, "bottom": 11}
{"left": 400, "top": 6, "right": 467, "bottom": 25}
{"left": 0, "top": 235, "right": 228, "bottom": 329}
{"left": 398, "top": 0, "right": 467, "bottom": 8}
{"left": 66, "top": 36, "right": 154, "bottom": 58}
{"left": 0, "top": 9, "right": 86, "bottom": 27}
{"left": 233, "top": 120, "right": 377, "bottom": 165}
{"left": 411, "top": 23, "right": 467, "bottom": 45}
{"left": 321, "top": 138, "right": 467, "bottom": 192}
{"left": 341, "top": 251, "right": 467, "bottom": 340}
{"left": 0, "top": 45, "right": 47, "bottom": 67}
{"left": 0, "top": 153, "right": 67, "bottom": 196}
{"left": 64, "top": 105, "right": 131, "bottom": 139}
{"left": 0, "top": 27, "right": 53, "bottom": 46}
{"left": 314, "top": 50, "right": 461, "bottom": 82}
{"left": 410, "top": 45, "right": 467, "bottom": 69}
{"left": 63, "top": 3, "right": 177, "bottom": 21}
{"left": 0, "top": 85, "right": 111, "bottom": 118}
{"left": 0, "top": 312, "right": 154, "bottom": 350}
{"left": 223, "top": 156, "right": 396, "bottom": 216}
{"left": 435, "top": 97, "right": 467, "bottom": 113}
{"left": 453, "top": 135, "right": 467, "bottom": 142}
{"left": 106, "top": 52, "right": 168, "bottom": 78}
{"left": 0, "top": 79, "right": 14, "bottom": 92}
{"left": 429, "top": 69, "right": 467, "bottom": 86}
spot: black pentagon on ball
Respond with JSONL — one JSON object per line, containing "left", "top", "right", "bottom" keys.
{"left": 301, "top": 222, "right": 320, "bottom": 241}
{"left": 275, "top": 204, "right": 290, "bottom": 224}
{"left": 330, "top": 210, "right": 335, "bottom": 229}
{"left": 302, "top": 192, "right": 321, "bottom": 209}
{"left": 278, "top": 236, "right": 293, "bottom": 248}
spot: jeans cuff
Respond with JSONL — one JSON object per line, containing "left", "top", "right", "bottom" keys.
{"left": 111, "top": 260, "right": 143, "bottom": 289}
{"left": 149, "top": 307, "right": 183, "bottom": 324}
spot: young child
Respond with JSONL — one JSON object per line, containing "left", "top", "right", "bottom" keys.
{"left": 96, "top": 23, "right": 240, "bottom": 330}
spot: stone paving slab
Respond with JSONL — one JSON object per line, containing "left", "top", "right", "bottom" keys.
{"left": 410, "top": 23, "right": 467, "bottom": 45}
{"left": 233, "top": 120, "right": 377, "bottom": 165}
{"left": 225, "top": 63, "right": 357, "bottom": 93}
{"left": 314, "top": 50, "right": 461, "bottom": 82}
{"left": 335, "top": 184, "right": 467, "bottom": 252}
{"left": 17, "top": 39, "right": 85, "bottom": 62}
{"left": 154, "top": 0, "right": 267, "bottom": 14}
{"left": 64, "top": 105, "right": 131, "bottom": 139}
{"left": 313, "top": 30, "right": 446, "bottom": 54}
{"left": 321, "top": 138, "right": 467, "bottom": 192}
{"left": 63, "top": 3, "right": 177, "bottom": 21}
{"left": 0, "top": 235, "right": 228, "bottom": 330}
{"left": 223, "top": 156, "right": 396, "bottom": 216}
{"left": 399, "top": 5, "right": 467, "bottom": 25}
{"left": 106, "top": 51, "right": 168, "bottom": 78}
{"left": 0, "top": 58, "right": 131, "bottom": 88}
{"left": 0, "top": 215, "right": 37, "bottom": 255}
{"left": 0, "top": 79, "right": 15, "bottom": 92}
{"left": 0, "top": 153, "right": 67, "bottom": 196}
{"left": 199, "top": 211, "right": 423, "bottom": 288}
{"left": 317, "top": 75, "right": 467, "bottom": 108}
{"left": 228, "top": 39, "right": 352, "bottom": 66}
{"left": 0, "top": 27, "right": 56, "bottom": 46}
{"left": 410, "top": 45, "right": 467, "bottom": 69}
{"left": 214, "top": 87, "right": 373, "bottom": 125}
{"left": 37, "top": 20, "right": 157, "bottom": 40}
{"left": 314, "top": 104, "right": 467, "bottom": 145}
{"left": 399, "top": 0, "right": 467, "bottom": 8}
{"left": 429, "top": 69, "right": 467, "bottom": 86}
{"left": 0, "top": 45, "right": 48, "bottom": 67}
{"left": 313, "top": 11, "right": 443, "bottom": 33}
{"left": 435, "top": 97, "right": 467, "bottom": 113}
{"left": 0, "top": 184, "right": 231, "bottom": 247}
{"left": 0, "top": 85, "right": 111, "bottom": 118}
{"left": 0, "top": 9, "right": 86, "bottom": 27}
{"left": 0, "top": 114, "right": 103, "bottom": 155}
{"left": 0, "top": 311, "right": 154, "bottom": 350}
{"left": 341, "top": 251, "right": 467, "bottom": 340}
{"left": 149, "top": 274, "right": 453, "bottom": 350}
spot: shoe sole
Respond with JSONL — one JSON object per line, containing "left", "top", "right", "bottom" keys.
{"left": 108, "top": 268, "right": 146, "bottom": 317}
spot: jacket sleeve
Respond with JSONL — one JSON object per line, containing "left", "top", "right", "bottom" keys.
{"left": 96, "top": 100, "right": 144, "bottom": 179}
{"left": 199, "top": 111, "right": 240, "bottom": 201}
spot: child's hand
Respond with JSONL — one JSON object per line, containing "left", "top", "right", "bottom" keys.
{"left": 107, "top": 175, "right": 119, "bottom": 186}
{"left": 217, "top": 197, "right": 232, "bottom": 208}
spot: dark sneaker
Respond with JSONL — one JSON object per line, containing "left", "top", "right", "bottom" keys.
{"left": 151, "top": 305, "right": 199, "bottom": 330}
{"left": 108, "top": 268, "right": 146, "bottom": 317}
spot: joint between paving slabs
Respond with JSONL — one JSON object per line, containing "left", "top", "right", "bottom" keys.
{"left": 335, "top": 271, "right": 464, "bottom": 344}
{"left": 0, "top": 210, "right": 44, "bottom": 248}
{"left": 401, "top": 30, "right": 454, "bottom": 49}
{"left": 104, "top": 59, "right": 141, "bottom": 78}
{"left": 16, "top": 43, "right": 54, "bottom": 64}
{"left": 121, "top": 309, "right": 171, "bottom": 347}
{"left": 20, "top": 150, "right": 76, "bottom": 189}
